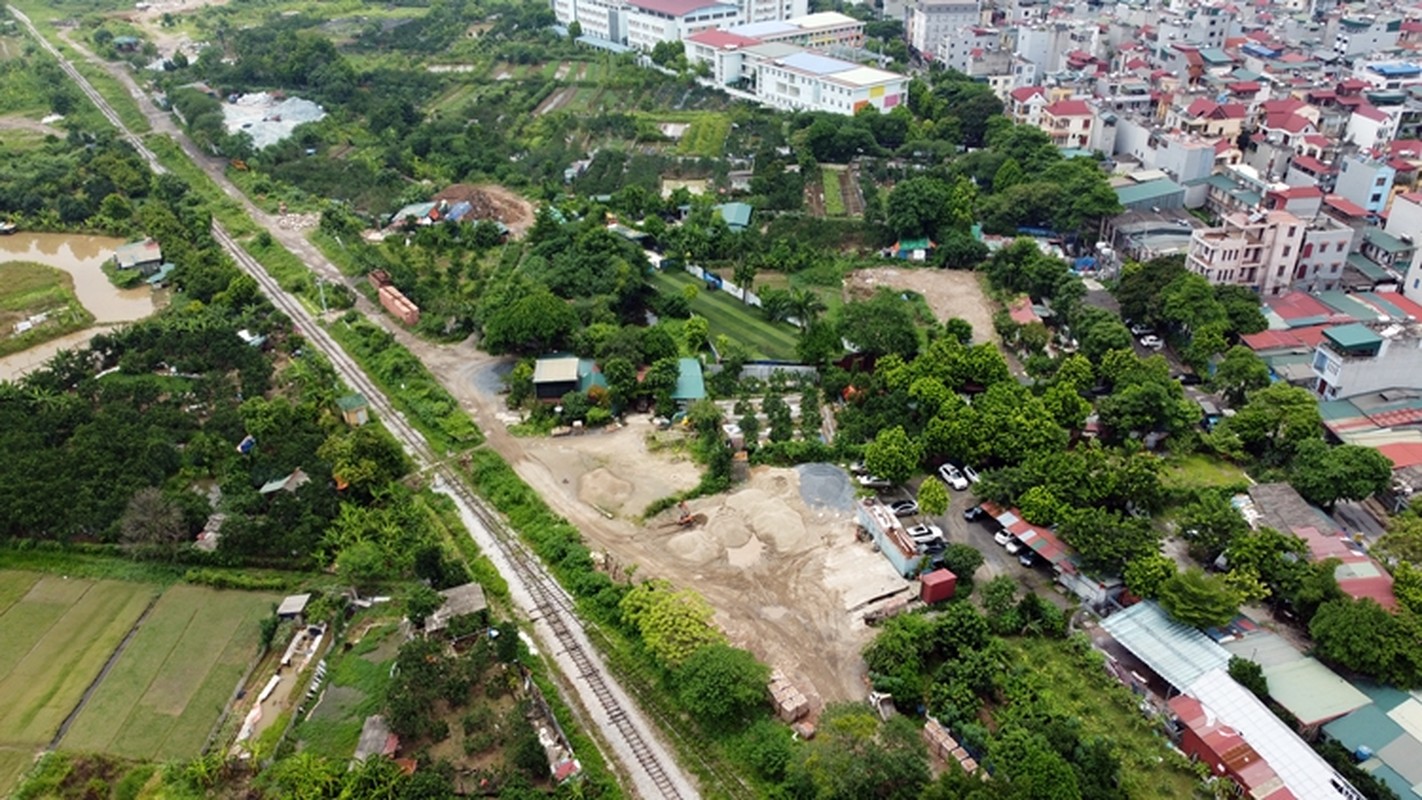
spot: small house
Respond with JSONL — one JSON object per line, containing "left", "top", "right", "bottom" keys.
{"left": 533, "top": 356, "right": 581, "bottom": 402}
{"left": 714, "top": 202, "right": 754, "bottom": 232}
{"left": 112, "top": 35, "right": 142, "bottom": 52}
{"left": 353, "top": 715, "right": 398, "bottom": 764}
{"left": 113, "top": 239, "right": 163, "bottom": 274}
{"left": 670, "top": 358, "right": 706, "bottom": 406}
{"left": 892, "top": 237, "right": 935, "bottom": 261}
{"left": 425, "top": 582, "right": 488, "bottom": 636}
{"left": 857, "top": 498, "right": 925, "bottom": 578}
{"left": 144, "top": 262, "right": 175, "bottom": 288}
{"left": 337, "top": 394, "right": 369, "bottom": 427}
{"left": 236, "top": 328, "right": 267, "bottom": 348}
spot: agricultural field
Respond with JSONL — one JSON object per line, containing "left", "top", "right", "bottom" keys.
{"left": 294, "top": 620, "right": 400, "bottom": 759}
{"left": 61, "top": 584, "right": 278, "bottom": 761}
{"left": 675, "top": 113, "right": 731, "bottom": 158}
{"left": 653, "top": 268, "right": 800, "bottom": 360}
{"left": 821, "top": 166, "right": 846, "bottom": 216}
{"left": 0, "top": 571, "right": 156, "bottom": 794}
{"left": 0, "top": 261, "right": 96, "bottom": 358}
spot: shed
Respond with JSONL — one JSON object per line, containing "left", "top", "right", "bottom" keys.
{"left": 277, "top": 593, "right": 312, "bottom": 620}
{"left": 1100, "top": 600, "right": 1231, "bottom": 692}
{"left": 919, "top": 569, "right": 957, "bottom": 604}
{"left": 113, "top": 239, "right": 163, "bottom": 272}
{"left": 259, "top": 468, "right": 310, "bottom": 495}
{"left": 892, "top": 237, "right": 936, "bottom": 260}
{"left": 671, "top": 358, "right": 706, "bottom": 404}
{"left": 1259, "top": 657, "right": 1371, "bottom": 726}
{"left": 144, "top": 262, "right": 176, "bottom": 287}
{"left": 714, "top": 202, "right": 754, "bottom": 231}
{"left": 425, "top": 582, "right": 488, "bottom": 635}
{"left": 533, "top": 355, "right": 581, "bottom": 402}
{"left": 337, "top": 394, "right": 369, "bottom": 426}
{"left": 856, "top": 498, "right": 924, "bottom": 578}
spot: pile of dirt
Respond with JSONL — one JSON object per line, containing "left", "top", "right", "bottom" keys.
{"left": 430, "top": 184, "right": 537, "bottom": 237}
{"left": 844, "top": 267, "right": 1001, "bottom": 345}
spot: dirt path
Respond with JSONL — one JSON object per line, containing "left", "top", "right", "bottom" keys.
{"left": 0, "top": 115, "right": 63, "bottom": 137}
{"left": 804, "top": 174, "right": 826, "bottom": 218}
{"left": 843, "top": 164, "right": 865, "bottom": 217}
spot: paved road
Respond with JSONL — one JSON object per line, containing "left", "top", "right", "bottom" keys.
{"left": 13, "top": 9, "right": 699, "bottom": 797}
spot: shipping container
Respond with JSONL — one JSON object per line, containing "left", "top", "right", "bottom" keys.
{"left": 919, "top": 569, "right": 957, "bottom": 604}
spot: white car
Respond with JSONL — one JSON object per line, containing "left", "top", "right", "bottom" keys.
{"left": 1139, "top": 334, "right": 1164, "bottom": 350}
{"left": 993, "top": 531, "right": 1013, "bottom": 547}
{"left": 1004, "top": 540, "right": 1023, "bottom": 555}
{"left": 938, "top": 464, "right": 969, "bottom": 490}
{"left": 906, "top": 523, "right": 944, "bottom": 542}
{"left": 1129, "top": 322, "right": 1154, "bottom": 336}
{"left": 889, "top": 500, "right": 919, "bottom": 517}
{"left": 857, "top": 474, "right": 892, "bottom": 488}
{"left": 962, "top": 465, "right": 981, "bottom": 484}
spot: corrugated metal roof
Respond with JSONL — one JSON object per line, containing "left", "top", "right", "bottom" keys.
{"left": 1101, "top": 601, "right": 1231, "bottom": 691}
{"left": 1115, "top": 177, "right": 1185, "bottom": 206}
{"left": 776, "top": 51, "right": 854, "bottom": 76}
{"left": 1220, "top": 631, "right": 1306, "bottom": 669}
{"left": 1262, "top": 658, "right": 1372, "bottom": 725}
{"left": 672, "top": 357, "right": 705, "bottom": 401}
{"left": 1346, "top": 252, "right": 1392, "bottom": 281}
{"left": 1186, "top": 669, "right": 1357, "bottom": 799}
{"left": 1323, "top": 322, "right": 1384, "bottom": 349}
{"left": 533, "top": 356, "right": 580, "bottom": 384}
{"left": 1316, "top": 291, "right": 1383, "bottom": 321}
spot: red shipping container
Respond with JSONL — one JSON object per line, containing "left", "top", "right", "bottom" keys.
{"left": 919, "top": 569, "right": 957, "bottom": 604}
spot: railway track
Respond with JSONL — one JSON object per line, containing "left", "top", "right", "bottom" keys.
{"left": 14, "top": 7, "right": 696, "bottom": 796}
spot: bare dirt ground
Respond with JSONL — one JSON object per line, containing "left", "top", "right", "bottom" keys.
{"left": 845, "top": 267, "right": 1001, "bottom": 345}
{"left": 0, "top": 115, "right": 63, "bottom": 137}
{"left": 533, "top": 87, "right": 576, "bottom": 116}
{"left": 430, "top": 183, "right": 537, "bottom": 238}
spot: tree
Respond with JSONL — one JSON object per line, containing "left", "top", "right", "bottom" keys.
{"left": 939, "top": 543, "right": 983, "bottom": 583}
{"left": 864, "top": 426, "right": 921, "bottom": 486}
{"left": 619, "top": 580, "right": 726, "bottom": 669}
{"left": 789, "top": 288, "right": 828, "bottom": 327}
{"left": 683, "top": 315, "right": 710, "bottom": 354}
{"left": 1056, "top": 507, "right": 1160, "bottom": 575}
{"left": 1178, "top": 492, "right": 1251, "bottom": 563}
{"left": 1310, "top": 598, "right": 1422, "bottom": 687}
{"left": 337, "top": 540, "right": 388, "bottom": 593}
{"left": 481, "top": 288, "right": 579, "bottom": 354}
{"left": 885, "top": 176, "right": 971, "bottom": 240}
{"left": 838, "top": 290, "right": 921, "bottom": 359}
{"left": 1158, "top": 567, "right": 1242, "bottom": 628}
{"left": 1289, "top": 440, "right": 1393, "bottom": 510}
{"left": 1212, "top": 346, "right": 1270, "bottom": 406}
{"left": 937, "top": 229, "right": 989, "bottom": 270}
{"left": 676, "top": 643, "right": 769, "bottom": 730}
{"left": 1041, "top": 381, "right": 1091, "bottom": 431}
{"left": 1377, "top": 514, "right": 1422, "bottom": 566}
{"left": 917, "top": 478, "right": 949, "bottom": 517}
{"left": 732, "top": 261, "right": 757, "bottom": 304}
{"left": 406, "top": 584, "right": 443, "bottom": 627}
{"left": 119, "top": 487, "right": 187, "bottom": 553}
{"left": 943, "top": 317, "right": 974, "bottom": 344}
{"left": 1215, "top": 382, "right": 1321, "bottom": 464}
{"left": 786, "top": 704, "right": 930, "bottom": 800}
{"left": 1124, "top": 553, "right": 1177, "bottom": 599}
{"left": 1228, "top": 656, "right": 1270, "bottom": 699}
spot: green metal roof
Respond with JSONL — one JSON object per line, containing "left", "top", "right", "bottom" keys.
{"left": 1346, "top": 253, "right": 1392, "bottom": 281}
{"left": 1260, "top": 657, "right": 1371, "bottom": 725}
{"left": 1316, "top": 291, "right": 1383, "bottom": 321}
{"left": 1199, "top": 47, "right": 1233, "bottom": 64}
{"left": 1365, "top": 227, "right": 1413, "bottom": 255}
{"left": 714, "top": 202, "right": 753, "bottom": 230}
{"left": 896, "top": 237, "right": 934, "bottom": 251}
{"left": 1324, "top": 322, "right": 1384, "bottom": 350}
{"left": 1115, "top": 177, "right": 1184, "bottom": 206}
{"left": 671, "top": 357, "right": 705, "bottom": 401}
{"left": 1324, "top": 703, "right": 1405, "bottom": 753}
{"left": 336, "top": 394, "right": 367, "bottom": 411}
{"left": 1318, "top": 398, "right": 1364, "bottom": 422}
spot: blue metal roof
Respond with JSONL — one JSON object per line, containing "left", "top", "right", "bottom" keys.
{"left": 777, "top": 51, "right": 854, "bottom": 75}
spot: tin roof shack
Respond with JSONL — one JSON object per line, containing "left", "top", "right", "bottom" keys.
{"left": 425, "top": 582, "right": 488, "bottom": 637}
{"left": 857, "top": 498, "right": 924, "bottom": 578}
{"left": 767, "top": 669, "right": 809, "bottom": 722}
{"left": 919, "top": 569, "right": 957, "bottom": 604}
{"left": 378, "top": 285, "right": 420, "bottom": 327}
{"left": 277, "top": 593, "right": 311, "bottom": 620}
{"left": 337, "top": 394, "right": 369, "bottom": 426}
{"left": 533, "top": 356, "right": 581, "bottom": 402}
{"left": 113, "top": 239, "right": 164, "bottom": 274}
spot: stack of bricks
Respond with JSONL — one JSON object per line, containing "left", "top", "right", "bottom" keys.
{"left": 767, "top": 670, "right": 809, "bottom": 723}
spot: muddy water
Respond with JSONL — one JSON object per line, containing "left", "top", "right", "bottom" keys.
{"left": 0, "top": 233, "right": 163, "bottom": 381}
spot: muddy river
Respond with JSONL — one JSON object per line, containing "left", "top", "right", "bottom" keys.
{"left": 0, "top": 232, "right": 163, "bottom": 381}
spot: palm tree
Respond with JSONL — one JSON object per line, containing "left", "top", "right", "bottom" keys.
{"left": 788, "top": 288, "right": 827, "bottom": 328}
{"left": 732, "top": 260, "right": 757, "bottom": 305}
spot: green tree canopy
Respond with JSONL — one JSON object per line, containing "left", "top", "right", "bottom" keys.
{"left": 1288, "top": 439, "right": 1394, "bottom": 510}
{"left": 676, "top": 643, "right": 769, "bottom": 731}
{"left": 1158, "top": 567, "right": 1242, "bottom": 628}
{"left": 865, "top": 425, "right": 922, "bottom": 486}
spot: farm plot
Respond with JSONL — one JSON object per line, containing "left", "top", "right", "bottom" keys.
{"left": 0, "top": 573, "right": 156, "bottom": 748}
{"left": 60, "top": 584, "right": 278, "bottom": 761}
{"left": 821, "top": 167, "right": 846, "bottom": 216}
{"left": 653, "top": 269, "right": 800, "bottom": 360}
{"left": 675, "top": 114, "right": 731, "bottom": 157}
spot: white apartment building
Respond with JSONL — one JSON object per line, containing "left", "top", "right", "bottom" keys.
{"left": 554, "top": 0, "right": 624, "bottom": 41}
{"left": 753, "top": 51, "right": 907, "bottom": 114}
{"left": 742, "top": 0, "right": 807, "bottom": 24}
{"left": 1186, "top": 209, "right": 1306, "bottom": 296}
{"left": 1291, "top": 216, "right": 1356, "bottom": 293}
{"left": 724, "top": 11, "right": 863, "bottom": 49}
{"left": 1334, "top": 16, "right": 1402, "bottom": 58}
{"left": 1312, "top": 324, "right": 1422, "bottom": 400}
{"left": 625, "top": 0, "right": 743, "bottom": 51}
{"left": 1389, "top": 192, "right": 1422, "bottom": 299}
{"left": 907, "top": 0, "right": 981, "bottom": 60}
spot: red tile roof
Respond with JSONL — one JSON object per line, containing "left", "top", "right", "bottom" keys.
{"left": 1324, "top": 194, "right": 1369, "bottom": 217}
{"left": 1007, "top": 296, "right": 1041, "bottom": 325}
{"left": 1353, "top": 104, "right": 1390, "bottom": 123}
{"left": 625, "top": 0, "right": 732, "bottom": 14}
{"left": 1230, "top": 80, "right": 1261, "bottom": 93}
{"left": 1267, "top": 291, "right": 1340, "bottom": 322}
{"left": 1186, "top": 98, "right": 1219, "bottom": 117}
{"left": 1265, "top": 113, "right": 1314, "bottom": 133}
{"left": 1045, "top": 99, "right": 1091, "bottom": 117}
{"left": 685, "top": 29, "right": 762, "bottom": 47}
{"left": 1216, "top": 102, "right": 1248, "bottom": 119}
{"left": 1380, "top": 442, "right": 1422, "bottom": 469}
{"left": 1261, "top": 98, "right": 1306, "bottom": 115}
{"left": 1391, "top": 140, "right": 1422, "bottom": 157}
{"left": 1241, "top": 324, "right": 1332, "bottom": 351}
{"left": 1290, "top": 155, "right": 1332, "bottom": 175}
{"left": 1272, "top": 184, "right": 1323, "bottom": 200}
{"left": 1010, "top": 86, "right": 1045, "bottom": 103}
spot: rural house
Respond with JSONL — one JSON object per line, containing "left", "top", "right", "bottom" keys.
{"left": 113, "top": 239, "right": 164, "bottom": 274}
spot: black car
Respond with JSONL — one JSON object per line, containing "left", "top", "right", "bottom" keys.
{"left": 1174, "top": 372, "right": 1204, "bottom": 385}
{"left": 963, "top": 505, "right": 987, "bottom": 522}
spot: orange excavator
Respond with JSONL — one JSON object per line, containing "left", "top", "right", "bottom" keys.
{"left": 662, "top": 501, "right": 706, "bottom": 529}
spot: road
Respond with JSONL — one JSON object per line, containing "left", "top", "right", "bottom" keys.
{"left": 11, "top": 8, "right": 699, "bottom": 798}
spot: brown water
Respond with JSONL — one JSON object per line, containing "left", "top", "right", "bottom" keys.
{"left": 0, "top": 232, "right": 163, "bottom": 381}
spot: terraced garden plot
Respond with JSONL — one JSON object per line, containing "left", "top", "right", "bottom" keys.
{"left": 653, "top": 269, "right": 800, "bottom": 360}
{"left": 60, "top": 584, "right": 277, "bottom": 761}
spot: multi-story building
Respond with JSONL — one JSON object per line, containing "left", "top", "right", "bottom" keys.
{"left": 1351, "top": 60, "right": 1422, "bottom": 92}
{"left": 1164, "top": 97, "right": 1248, "bottom": 140}
{"left": 723, "top": 11, "right": 862, "bottom": 48}
{"left": 554, "top": 0, "right": 625, "bottom": 41}
{"left": 1312, "top": 324, "right": 1422, "bottom": 400}
{"left": 1007, "top": 85, "right": 1048, "bottom": 127}
{"left": 740, "top": 0, "right": 807, "bottom": 24}
{"left": 1186, "top": 209, "right": 1306, "bottom": 295}
{"left": 1333, "top": 16, "right": 1402, "bottom": 58}
{"left": 906, "top": 0, "right": 980, "bottom": 60}
{"left": 625, "top": 0, "right": 743, "bottom": 51}
{"left": 1391, "top": 193, "right": 1422, "bottom": 299}
{"left": 1291, "top": 216, "right": 1355, "bottom": 292}
{"left": 1335, "top": 154, "right": 1396, "bottom": 217}
{"left": 753, "top": 51, "right": 907, "bottom": 114}
{"left": 1041, "top": 98, "right": 1093, "bottom": 148}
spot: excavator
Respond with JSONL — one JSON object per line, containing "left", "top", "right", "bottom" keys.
{"left": 661, "top": 501, "right": 706, "bottom": 529}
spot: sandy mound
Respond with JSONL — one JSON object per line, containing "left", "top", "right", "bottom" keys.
{"left": 579, "top": 467, "right": 633, "bottom": 511}
{"left": 666, "top": 530, "right": 721, "bottom": 564}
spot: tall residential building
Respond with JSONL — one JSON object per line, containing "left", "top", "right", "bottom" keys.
{"left": 625, "top": 0, "right": 743, "bottom": 51}
{"left": 1333, "top": 16, "right": 1402, "bottom": 58}
{"left": 741, "top": 0, "right": 808, "bottom": 24}
{"left": 1391, "top": 193, "right": 1422, "bottom": 299}
{"left": 907, "top": 0, "right": 980, "bottom": 60}
{"left": 1335, "top": 154, "right": 1397, "bottom": 217}
{"left": 1186, "top": 209, "right": 1306, "bottom": 296}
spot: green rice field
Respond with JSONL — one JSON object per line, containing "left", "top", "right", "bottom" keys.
{"left": 60, "top": 584, "right": 278, "bottom": 760}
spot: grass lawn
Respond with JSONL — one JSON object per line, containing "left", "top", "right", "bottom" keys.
{"left": 61, "top": 584, "right": 277, "bottom": 760}
{"left": 821, "top": 167, "right": 846, "bottom": 216}
{"left": 1007, "top": 637, "right": 1201, "bottom": 797}
{"left": 653, "top": 269, "right": 800, "bottom": 360}
{"left": 0, "top": 261, "right": 96, "bottom": 357}
{"left": 676, "top": 113, "right": 731, "bottom": 158}
{"left": 0, "top": 749, "right": 33, "bottom": 798}
{"left": 1160, "top": 454, "right": 1250, "bottom": 492}
{"left": 0, "top": 574, "right": 157, "bottom": 747}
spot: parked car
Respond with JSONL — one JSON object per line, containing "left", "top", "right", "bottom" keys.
{"left": 1174, "top": 372, "right": 1203, "bottom": 385}
{"left": 1139, "top": 334, "right": 1164, "bottom": 350}
{"left": 937, "top": 464, "right": 969, "bottom": 490}
{"left": 918, "top": 537, "right": 946, "bottom": 553}
{"left": 963, "top": 504, "right": 987, "bottom": 522}
{"left": 1128, "top": 321, "right": 1154, "bottom": 336}
{"left": 962, "top": 465, "right": 981, "bottom": 484}
{"left": 848, "top": 461, "right": 868, "bottom": 475}
{"left": 994, "top": 531, "right": 1013, "bottom": 547}
{"left": 907, "top": 523, "right": 944, "bottom": 542}
{"left": 857, "top": 474, "right": 892, "bottom": 488}
{"left": 890, "top": 500, "right": 919, "bottom": 517}
{"left": 1018, "top": 553, "right": 1035, "bottom": 568}
{"left": 1004, "top": 539, "right": 1023, "bottom": 555}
